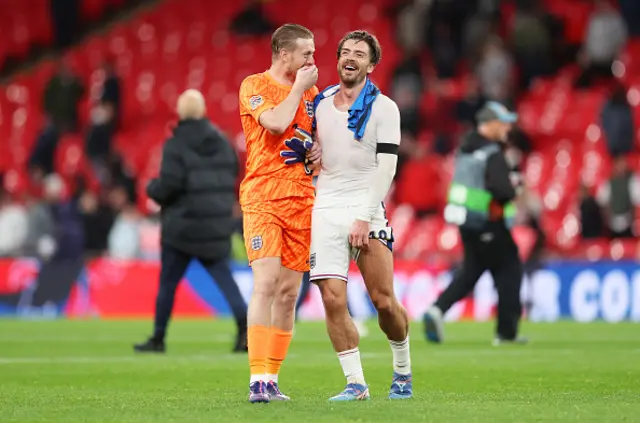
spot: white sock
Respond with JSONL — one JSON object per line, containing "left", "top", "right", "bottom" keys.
{"left": 250, "top": 374, "right": 264, "bottom": 384}
{"left": 389, "top": 336, "right": 411, "bottom": 375}
{"left": 337, "top": 347, "right": 366, "bottom": 385}
{"left": 266, "top": 373, "right": 278, "bottom": 383}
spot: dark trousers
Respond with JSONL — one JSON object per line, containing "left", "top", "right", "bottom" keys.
{"left": 295, "top": 271, "right": 312, "bottom": 314}
{"left": 153, "top": 244, "right": 247, "bottom": 340}
{"left": 435, "top": 225, "right": 523, "bottom": 339}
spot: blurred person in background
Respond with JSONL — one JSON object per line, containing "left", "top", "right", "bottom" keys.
{"left": 24, "top": 187, "right": 56, "bottom": 261}
{"left": 390, "top": 54, "right": 423, "bottom": 142}
{"left": 619, "top": 0, "right": 640, "bottom": 37}
{"left": 476, "top": 36, "right": 514, "bottom": 104}
{"left": 50, "top": 0, "right": 80, "bottom": 50}
{"left": 28, "top": 130, "right": 60, "bottom": 178}
{"left": 394, "top": 0, "right": 430, "bottom": 56}
{"left": 229, "top": 0, "right": 275, "bottom": 36}
{"left": 29, "top": 174, "right": 86, "bottom": 314}
{"left": 0, "top": 186, "right": 28, "bottom": 257}
{"left": 85, "top": 61, "right": 122, "bottom": 180}
{"left": 575, "top": 0, "right": 627, "bottom": 88}
{"left": 28, "top": 59, "right": 84, "bottom": 180}
{"left": 108, "top": 184, "right": 143, "bottom": 260}
{"left": 595, "top": 156, "right": 640, "bottom": 239}
{"left": 430, "top": 22, "right": 459, "bottom": 80}
{"left": 505, "top": 142, "right": 545, "bottom": 282}
{"left": 43, "top": 58, "right": 85, "bottom": 133}
{"left": 104, "top": 153, "right": 137, "bottom": 197}
{"left": 601, "top": 83, "right": 635, "bottom": 157}
{"left": 509, "top": 2, "right": 553, "bottom": 90}
{"left": 79, "top": 189, "right": 116, "bottom": 257}
{"left": 134, "top": 89, "right": 248, "bottom": 354}
{"left": 455, "top": 77, "right": 485, "bottom": 130}
{"left": 423, "top": 102, "right": 526, "bottom": 346}
{"left": 579, "top": 184, "right": 605, "bottom": 239}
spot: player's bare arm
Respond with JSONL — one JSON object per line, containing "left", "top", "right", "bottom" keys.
{"left": 259, "top": 66, "right": 318, "bottom": 135}
{"left": 350, "top": 98, "right": 401, "bottom": 250}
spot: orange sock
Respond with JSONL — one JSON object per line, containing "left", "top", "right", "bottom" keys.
{"left": 266, "top": 327, "right": 293, "bottom": 379}
{"left": 248, "top": 325, "right": 269, "bottom": 378}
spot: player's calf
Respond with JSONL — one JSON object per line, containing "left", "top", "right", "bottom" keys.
{"left": 318, "top": 279, "right": 368, "bottom": 399}
{"left": 270, "top": 275, "right": 300, "bottom": 331}
{"left": 318, "top": 279, "right": 360, "bottom": 352}
{"left": 358, "top": 241, "right": 413, "bottom": 395}
{"left": 263, "top": 267, "right": 301, "bottom": 396}
{"left": 247, "top": 257, "right": 281, "bottom": 396}
{"left": 248, "top": 258, "right": 281, "bottom": 326}
{"left": 369, "top": 289, "right": 408, "bottom": 342}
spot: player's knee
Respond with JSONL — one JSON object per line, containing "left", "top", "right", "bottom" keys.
{"left": 370, "top": 291, "right": 394, "bottom": 315}
{"left": 252, "top": 274, "right": 279, "bottom": 298}
{"left": 274, "top": 283, "right": 299, "bottom": 308}
{"left": 319, "top": 283, "right": 347, "bottom": 316}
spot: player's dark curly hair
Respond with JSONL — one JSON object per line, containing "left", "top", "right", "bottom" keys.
{"left": 336, "top": 30, "right": 382, "bottom": 65}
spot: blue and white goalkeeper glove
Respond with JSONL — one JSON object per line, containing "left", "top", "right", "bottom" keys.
{"left": 280, "top": 127, "right": 313, "bottom": 175}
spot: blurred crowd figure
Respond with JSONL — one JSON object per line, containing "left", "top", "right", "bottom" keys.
{"left": 577, "top": 81, "right": 638, "bottom": 240}
{"left": 575, "top": 0, "right": 627, "bottom": 88}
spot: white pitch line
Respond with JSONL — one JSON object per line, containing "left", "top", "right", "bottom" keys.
{"left": 0, "top": 352, "right": 393, "bottom": 365}
{"left": 0, "top": 354, "right": 240, "bottom": 365}
{"left": 0, "top": 335, "right": 335, "bottom": 343}
{"left": 0, "top": 348, "right": 602, "bottom": 366}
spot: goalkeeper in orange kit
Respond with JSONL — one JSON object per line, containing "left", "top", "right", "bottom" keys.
{"left": 238, "top": 23, "right": 321, "bottom": 403}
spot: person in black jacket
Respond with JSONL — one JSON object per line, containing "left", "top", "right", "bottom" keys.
{"left": 134, "top": 89, "right": 248, "bottom": 353}
{"left": 423, "top": 102, "right": 527, "bottom": 346}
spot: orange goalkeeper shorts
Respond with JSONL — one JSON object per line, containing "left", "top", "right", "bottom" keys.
{"left": 243, "top": 207, "right": 311, "bottom": 273}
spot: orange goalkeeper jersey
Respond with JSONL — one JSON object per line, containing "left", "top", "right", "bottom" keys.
{"left": 238, "top": 71, "right": 318, "bottom": 213}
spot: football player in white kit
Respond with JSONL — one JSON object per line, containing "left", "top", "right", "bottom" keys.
{"left": 310, "top": 30, "right": 412, "bottom": 401}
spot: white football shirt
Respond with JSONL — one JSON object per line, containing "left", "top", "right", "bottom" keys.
{"left": 314, "top": 93, "right": 401, "bottom": 211}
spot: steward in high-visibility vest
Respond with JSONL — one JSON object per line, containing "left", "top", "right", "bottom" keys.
{"left": 424, "top": 101, "right": 527, "bottom": 346}
{"left": 445, "top": 142, "right": 517, "bottom": 230}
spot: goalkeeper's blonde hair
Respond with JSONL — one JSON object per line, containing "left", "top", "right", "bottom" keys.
{"left": 271, "top": 23, "right": 314, "bottom": 59}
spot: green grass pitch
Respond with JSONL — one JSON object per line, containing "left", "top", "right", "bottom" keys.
{"left": 0, "top": 319, "right": 639, "bottom": 422}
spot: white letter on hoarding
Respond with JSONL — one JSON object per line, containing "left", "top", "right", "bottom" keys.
{"left": 632, "top": 271, "right": 640, "bottom": 322}
{"left": 233, "top": 270, "right": 254, "bottom": 304}
{"left": 600, "top": 270, "right": 629, "bottom": 322}
{"left": 529, "top": 270, "right": 561, "bottom": 322}
{"left": 347, "top": 273, "right": 372, "bottom": 319}
{"left": 570, "top": 270, "right": 600, "bottom": 322}
{"left": 403, "top": 270, "right": 433, "bottom": 321}
{"left": 474, "top": 271, "right": 497, "bottom": 322}
{"left": 393, "top": 271, "right": 409, "bottom": 301}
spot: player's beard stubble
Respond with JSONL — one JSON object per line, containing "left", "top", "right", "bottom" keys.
{"left": 338, "top": 60, "right": 367, "bottom": 88}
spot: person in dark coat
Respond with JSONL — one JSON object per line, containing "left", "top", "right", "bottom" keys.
{"left": 134, "top": 89, "right": 248, "bottom": 353}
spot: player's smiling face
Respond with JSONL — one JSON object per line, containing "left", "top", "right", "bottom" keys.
{"left": 337, "top": 39, "right": 375, "bottom": 87}
{"left": 285, "top": 38, "right": 316, "bottom": 74}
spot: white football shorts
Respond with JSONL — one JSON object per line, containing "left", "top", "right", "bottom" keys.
{"left": 309, "top": 205, "right": 393, "bottom": 283}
